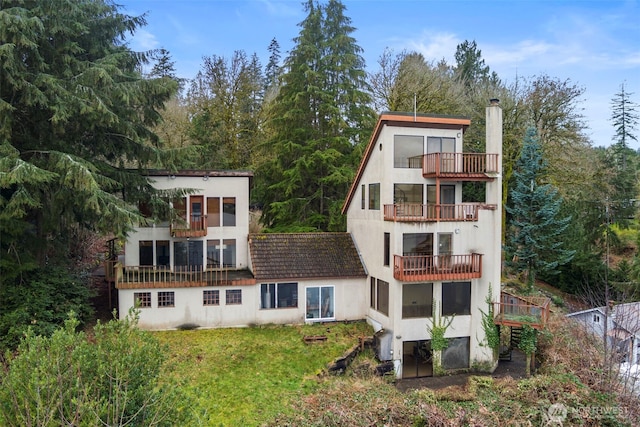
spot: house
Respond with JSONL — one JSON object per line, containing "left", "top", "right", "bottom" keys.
{"left": 113, "top": 171, "right": 367, "bottom": 329}
{"left": 341, "top": 102, "right": 504, "bottom": 378}
{"left": 111, "top": 100, "right": 520, "bottom": 379}
{"left": 567, "top": 302, "right": 640, "bottom": 364}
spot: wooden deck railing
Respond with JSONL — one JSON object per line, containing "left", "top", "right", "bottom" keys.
{"left": 422, "top": 153, "right": 499, "bottom": 179}
{"left": 113, "top": 264, "right": 256, "bottom": 288}
{"left": 493, "top": 292, "right": 551, "bottom": 329}
{"left": 393, "top": 253, "right": 482, "bottom": 282}
{"left": 383, "top": 203, "right": 497, "bottom": 222}
{"left": 170, "top": 214, "right": 208, "bottom": 237}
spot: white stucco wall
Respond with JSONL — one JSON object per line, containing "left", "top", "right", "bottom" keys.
{"left": 118, "top": 277, "right": 367, "bottom": 330}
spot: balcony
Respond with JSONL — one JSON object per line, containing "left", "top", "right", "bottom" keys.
{"left": 422, "top": 153, "right": 499, "bottom": 181}
{"left": 383, "top": 203, "right": 497, "bottom": 222}
{"left": 170, "top": 214, "right": 208, "bottom": 238}
{"left": 393, "top": 253, "right": 482, "bottom": 282}
{"left": 113, "top": 264, "right": 256, "bottom": 289}
{"left": 493, "top": 292, "right": 551, "bottom": 329}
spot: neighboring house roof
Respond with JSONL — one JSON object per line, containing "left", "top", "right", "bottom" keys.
{"left": 567, "top": 302, "right": 640, "bottom": 336}
{"left": 249, "top": 233, "right": 367, "bottom": 281}
{"left": 341, "top": 112, "right": 471, "bottom": 214}
{"left": 566, "top": 307, "right": 607, "bottom": 318}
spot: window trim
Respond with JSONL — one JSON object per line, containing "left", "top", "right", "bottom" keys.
{"left": 203, "top": 289, "right": 220, "bottom": 306}
{"left": 157, "top": 291, "right": 175, "bottom": 308}
{"left": 226, "top": 289, "right": 242, "bottom": 305}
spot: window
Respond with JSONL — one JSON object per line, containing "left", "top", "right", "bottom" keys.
{"left": 207, "top": 240, "right": 221, "bottom": 268}
{"left": 426, "top": 136, "right": 455, "bottom": 153}
{"left": 156, "top": 240, "right": 170, "bottom": 267}
{"left": 134, "top": 292, "right": 151, "bottom": 308}
{"left": 226, "top": 289, "right": 242, "bottom": 305}
{"left": 306, "top": 286, "right": 334, "bottom": 320}
{"left": 384, "top": 233, "right": 390, "bottom": 267}
{"left": 203, "top": 290, "right": 220, "bottom": 306}
{"left": 139, "top": 240, "right": 153, "bottom": 266}
{"left": 223, "top": 239, "right": 236, "bottom": 268}
{"left": 593, "top": 314, "right": 601, "bottom": 323}
{"left": 442, "top": 282, "right": 471, "bottom": 316}
{"left": 368, "top": 183, "right": 380, "bottom": 210}
{"left": 394, "top": 183, "right": 423, "bottom": 204}
{"left": 403, "top": 233, "right": 433, "bottom": 256}
{"left": 394, "top": 135, "right": 423, "bottom": 168}
{"left": 223, "top": 197, "right": 236, "bottom": 226}
{"left": 361, "top": 184, "right": 366, "bottom": 209}
{"left": 261, "top": 283, "right": 298, "bottom": 309}
{"left": 370, "top": 277, "right": 376, "bottom": 309}
{"left": 377, "top": 279, "right": 389, "bottom": 316}
{"left": 207, "top": 197, "right": 220, "bottom": 227}
{"left": 174, "top": 240, "right": 204, "bottom": 271}
{"left": 158, "top": 291, "right": 175, "bottom": 308}
{"left": 442, "top": 337, "right": 470, "bottom": 370}
{"left": 402, "top": 283, "right": 433, "bottom": 318}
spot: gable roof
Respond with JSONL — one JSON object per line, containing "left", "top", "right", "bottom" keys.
{"left": 248, "top": 233, "right": 366, "bottom": 281}
{"left": 341, "top": 112, "right": 470, "bottom": 214}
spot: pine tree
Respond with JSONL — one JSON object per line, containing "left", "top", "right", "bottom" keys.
{"left": 607, "top": 82, "right": 639, "bottom": 224}
{"left": 257, "top": 0, "right": 375, "bottom": 231}
{"left": 0, "top": 0, "right": 177, "bottom": 337}
{"left": 506, "top": 127, "right": 575, "bottom": 292}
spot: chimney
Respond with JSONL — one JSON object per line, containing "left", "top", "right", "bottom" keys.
{"left": 485, "top": 98, "right": 503, "bottom": 206}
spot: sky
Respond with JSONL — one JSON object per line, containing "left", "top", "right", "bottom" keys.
{"left": 120, "top": 0, "right": 640, "bottom": 148}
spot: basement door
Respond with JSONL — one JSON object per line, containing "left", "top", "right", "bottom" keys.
{"left": 402, "top": 340, "right": 433, "bottom": 378}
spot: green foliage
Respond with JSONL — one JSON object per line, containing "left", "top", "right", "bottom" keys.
{"left": 479, "top": 287, "right": 500, "bottom": 351}
{"left": 506, "top": 127, "right": 575, "bottom": 292}
{"left": 0, "top": 310, "right": 190, "bottom": 426}
{"left": 256, "top": 0, "right": 376, "bottom": 231}
{"left": 518, "top": 324, "right": 538, "bottom": 355}
{"left": 0, "top": 266, "right": 94, "bottom": 351}
{"left": 427, "top": 303, "right": 453, "bottom": 352}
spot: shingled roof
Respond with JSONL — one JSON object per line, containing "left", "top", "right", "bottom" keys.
{"left": 248, "top": 233, "right": 367, "bottom": 281}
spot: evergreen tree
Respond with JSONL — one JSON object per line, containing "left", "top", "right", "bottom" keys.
{"left": 264, "top": 37, "right": 282, "bottom": 102}
{"left": 257, "top": 0, "right": 375, "bottom": 231}
{"left": 453, "top": 40, "right": 496, "bottom": 88}
{"left": 607, "top": 82, "right": 639, "bottom": 224}
{"left": 149, "top": 47, "right": 186, "bottom": 91}
{"left": 0, "top": 0, "right": 177, "bottom": 340}
{"left": 186, "top": 50, "right": 264, "bottom": 169}
{"left": 506, "top": 128, "right": 575, "bottom": 292}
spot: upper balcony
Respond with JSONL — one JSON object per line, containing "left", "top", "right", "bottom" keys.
{"left": 421, "top": 153, "right": 499, "bottom": 181}
{"left": 493, "top": 292, "right": 551, "bottom": 330}
{"left": 393, "top": 253, "right": 482, "bottom": 282}
{"left": 112, "top": 264, "right": 256, "bottom": 289}
{"left": 384, "top": 203, "right": 497, "bottom": 222}
{"left": 170, "top": 214, "right": 208, "bottom": 238}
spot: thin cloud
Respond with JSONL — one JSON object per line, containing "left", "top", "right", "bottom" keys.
{"left": 257, "top": 0, "right": 301, "bottom": 17}
{"left": 129, "top": 29, "right": 159, "bottom": 51}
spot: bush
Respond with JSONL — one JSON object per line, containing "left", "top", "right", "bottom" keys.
{"left": 0, "top": 310, "right": 192, "bottom": 426}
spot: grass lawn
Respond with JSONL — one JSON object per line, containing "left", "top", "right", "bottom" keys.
{"left": 154, "top": 321, "right": 373, "bottom": 426}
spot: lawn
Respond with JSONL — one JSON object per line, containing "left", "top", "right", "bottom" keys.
{"left": 153, "top": 321, "right": 373, "bottom": 426}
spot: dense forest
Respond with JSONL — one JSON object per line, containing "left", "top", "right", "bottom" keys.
{"left": 1, "top": 0, "right": 639, "bottom": 357}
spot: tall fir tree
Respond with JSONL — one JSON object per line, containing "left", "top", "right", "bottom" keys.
{"left": 0, "top": 0, "right": 177, "bottom": 340}
{"left": 257, "top": 0, "right": 375, "bottom": 231}
{"left": 607, "top": 82, "right": 639, "bottom": 224}
{"left": 506, "top": 127, "right": 575, "bottom": 292}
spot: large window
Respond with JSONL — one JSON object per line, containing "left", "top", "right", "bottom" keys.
{"left": 394, "top": 183, "right": 423, "bottom": 204}
{"left": 158, "top": 291, "right": 175, "bottom": 308}
{"left": 368, "top": 183, "right": 380, "bottom": 210}
{"left": 426, "top": 136, "right": 455, "bottom": 153}
{"left": 207, "top": 239, "right": 221, "bottom": 268}
{"left": 402, "top": 283, "right": 433, "bottom": 318}
{"left": 134, "top": 292, "right": 151, "bottom": 308}
{"left": 376, "top": 279, "right": 389, "bottom": 316}
{"left": 174, "top": 240, "right": 203, "bottom": 271}
{"left": 394, "top": 135, "right": 424, "bottom": 168}
{"left": 226, "top": 289, "right": 242, "bottom": 305}
{"left": 442, "top": 282, "right": 471, "bottom": 316}
{"left": 306, "top": 286, "right": 334, "bottom": 320}
{"left": 403, "top": 233, "right": 433, "bottom": 256}
{"left": 139, "top": 240, "right": 153, "bottom": 266}
{"left": 442, "top": 337, "right": 470, "bottom": 370}
{"left": 203, "top": 290, "right": 220, "bottom": 306}
{"left": 156, "top": 240, "right": 170, "bottom": 267}
{"left": 261, "top": 283, "right": 298, "bottom": 309}
{"left": 223, "top": 197, "right": 236, "bottom": 226}
{"left": 223, "top": 239, "right": 236, "bottom": 268}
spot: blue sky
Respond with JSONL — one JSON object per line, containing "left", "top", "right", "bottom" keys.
{"left": 120, "top": 0, "right": 639, "bottom": 148}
